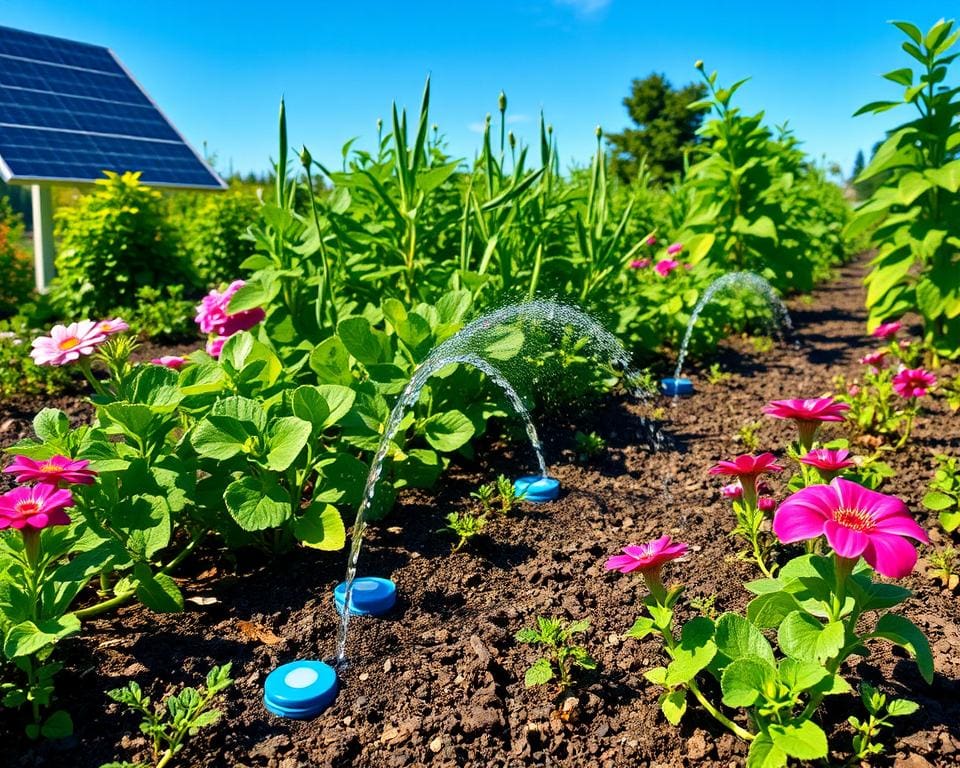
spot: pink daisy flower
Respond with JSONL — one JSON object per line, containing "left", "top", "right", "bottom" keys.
{"left": 195, "top": 280, "right": 265, "bottom": 337}
{"left": 762, "top": 397, "right": 849, "bottom": 450}
{"left": 654, "top": 259, "right": 680, "bottom": 277}
{"left": 800, "top": 448, "right": 855, "bottom": 475}
{"left": 0, "top": 484, "right": 74, "bottom": 532}
{"left": 892, "top": 368, "right": 936, "bottom": 399}
{"left": 151, "top": 356, "right": 186, "bottom": 370}
{"left": 95, "top": 318, "right": 129, "bottom": 336}
{"left": 871, "top": 321, "right": 902, "bottom": 339}
{"left": 666, "top": 242, "right": 683, "bottom": 256}
{"left": 709, "top": 453, "right": 784, "bottom": 480}
{"left": 858, "top": 350, "right": 886, "bottom": 369}
{"left": 773, "top": 478, "right": 927, "bottom": 578}
{"left": 206, "top": 336, "right": 227, "bottom": 358}
{"left": 630, "top": 259, "right": 650, "bottom": 269}
{"left": 4, "top": 455, "right": 96, "bottom": 487}
{"left": 30, "top": 321, "right": 107, "bottom": 366}
{"left": 604, "top": 535, "right": 688, "bottom": 574}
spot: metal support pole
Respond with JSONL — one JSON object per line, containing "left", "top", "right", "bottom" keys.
{"left": 31, "top": 184, "right": 55, "bottom": 293}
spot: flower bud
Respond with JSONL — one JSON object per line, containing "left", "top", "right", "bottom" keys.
{"left": 498, "top": 90, "right": 507, "bottom": 112}
{"left": 695, "top": 59, "right": 704, "bottom": 70}
{"left": 298, "top": 145, "right": 312, "bottom": 169}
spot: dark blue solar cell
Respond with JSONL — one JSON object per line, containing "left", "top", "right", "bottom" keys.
{"left": 0, "top": 25, "right": 222, "bottom": 189}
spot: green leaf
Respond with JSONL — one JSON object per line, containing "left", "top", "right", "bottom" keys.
{"left": 132, "top": 564, "right": 183, "bottom": 613}
{"left": 644, "top": 666, "right": 667, "bottom": 685}
{"left": 315, "top": 385, "right": 356, "bottom": 427}
{"left": 40, "top": 710, "right": 73, "bottom": 740}
{"left": 886, "top": 698, "right": 920, "bottom": 717}
{"left": 714, "top": 612, "right": 776, "bottom": 666}
{"left": 3, "top": 615, "right": 80, "bottom": 658}
{"left": 524, "top": 657, "right": 554, "bottom": 687}
{"left": 768, "top": 719, "right": 828, "bottom": 760}
{"left": 778, "top": 612, "right": 845, "bottom": 663}
{"left": 746, "top": 592, "right": 804, "bottom": 628}
{"left": 747, "top": 733, "right": 787, "bottom": 768}
{"left": 883, "top": 67, "right": 914, "bottom": 86}
{"left": 422, "top": 410, "right": 474, "bottom": 452}
{"left": 660, "top": 689, "right": 687, "bottom": 725}
{"left": 922, "top": 490, "right": 955, "bottom": 511}
{"left": 265, "top": 417, "right": 312, "bottom": 471}
{"left": 625, "top": 616, "right": 655, "bottom": 640}
{"left": 337, "top": 316, "right": 387, "bottom": 365}
{"left": 892, "top": 20, "right": 924, "bottom": 46}
{"left": 721, "top": 657, "right": 775, "bottom": 707}
{"left": 293, "top": 502, "right": 346, "bottom": 551}
{"left": 309, "top": 336, "right": 354, "bottom": 385}
{"left": 870, "top": 614, "right": 934, "bottom": 684}
{"left": 224, "top": 477, "right": 290, "bottom": 531}
{"left": 664, "top": 617, "right": 716, "bottom": 686}
{"left": 33, "top": 408, "right": 70, "bottom": 442}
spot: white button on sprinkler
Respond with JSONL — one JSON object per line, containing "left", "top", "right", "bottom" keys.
{"left": 263, "top": 660, "right": 338, "bottom": 719}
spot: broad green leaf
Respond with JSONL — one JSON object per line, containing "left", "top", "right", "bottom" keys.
{"left": 422, "top": 410, "right": 474, "bottom": 452}
{"left": 746, "top": 591, "right": 804, "bottom": 628}
{"left": 315, "top": 385, "right": 356, "bottom": 427}
{"left": 664, "top": 617, "right": 716, "bottom": 686}
{"left": 266, "top": 417, "right": 312, "bottom": 471}
{"left": 714, "top": 612, "right": 776, "bottom": 666}
{"left": 921, "top": 490, "right": 954, "bottom": 511}
{"left": 132, "top": 564, "right": 183, "bottom": 613}
{"left": 747, "top": 733, "right": 787, "bottom": 768}
{"left": 721, "top": 657, "right": 775, "bottom": 707}
{"left": 4, "top": 615, "right": 80, "bottom": 658}
{"left": 224, "top": 477, "right": 290, "bottom": 531}
{"left": 870, "top": 614, "right": 934, "bottom": 683}
{"left": 778, "top": 658, "right": 828, "bottom": 693}
{"left": 768, "top": 719, "right": 828, "bottom": 760}
{"left": 524, "top": 657, "right": 554, "bottom": 687}
{"left": 625, "top": 616, "right": 655, "bottom": 640}
{"left": 338, "top": 317, "right": 387, "bottom": 365}
{"left": 40, "top": 710, "right": 73, "bottom": 740}
{"left": 33, "top": 409, "right": 70, "bottom": 442}
{"left": 660, "top": 689, "right": 686, "bottom": 725}
{"left": 778, "top": 612, "right": 845, "bottom": 663}
{"left": 293, "top": 502, "right": 346, "bottom": 551}
{"left": 309, "top": 336, "right": 354, "bottom": 386}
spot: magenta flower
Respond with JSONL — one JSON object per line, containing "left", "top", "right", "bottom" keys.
{"left": 892, "top": 368, "right": 936, "bottom": 399}
{"left": 30, "top": 321, "right": 107, "bottom": 366}
{"left": 800, "top": 448, "right": 855, "bottom": 476}
{"left": 773, "top": 478, "right": 927, "bottom": 578}
{"left": 4, "top": 455, "right": 96, "bottom": 487}
{"left": 871, "top": 321, "right": 902, "bottom": 339}
{"left": 206, "top": 336, "right": 227, "bottom": 358}
{"left": 654, "top": 259, "right": 680, "bottom": 277}
{"left": 721, "top": 482, "right": 743, "bottom": 499}
{"left": 762, "top": 397, "right": 849, "bottom": 450}
{"left": 605, "top": 535, "right": 688, "bottom": 574}
{"left": 848, "top": 384, "right": 860, "bottom": 398}
{"left": 630, "top": 259, "right": 650, "bottom": 269}
{"left": 645, "top": 235, "right": 657, "bottom": 246}
{"left": 709, "top": 453, "right": 784, "bottom": 480}
{"left": 0, "top": 484, "right": 74, "bottom": 532}
{"left": 858, "top": 350, "right": 886, "bottom": 369}
{"left": 758, "top": 497, "right": 777, "bottom": 513}
{"left": 666, "top": 242, "right": 683, "bottom": 256}
{"left": 151, "top": 356, "right": 186, "bottom": 370}
{"left": 95, "top": 318, "right": 129, "bottom": 336}
{"left": 195, "top": 280, "right": 265, "bottom": 337}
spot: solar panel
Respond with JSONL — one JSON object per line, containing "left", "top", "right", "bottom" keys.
{"left": 0, "top": 25, "right": 224, "bottom": 189}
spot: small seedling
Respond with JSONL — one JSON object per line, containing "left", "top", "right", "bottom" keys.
{"left": 470, "top": 483, "right": 495, "bottom": 515}
{"left": 927, "top": 546, "right": 959, "bottom": 590}
{"left": 495, "top": 474, "right": 522, "bottom": 515}
{"left": 706, "top": 363, "right": 730, "bottom": 385}
{"left": 848, "top": 683, "right": 919, "bottom": 762}
{"left": 922, "top": 454, "right": 960, "bottom": 533}
{"left": 441, "top": 511, "right": 487, "bottom": 552}
{"left": 574, "top": 430, "right": 607, "bottom": 462}
{"left": 515, "top": 616, "right": 596, "bottom": 690}
{"left": 751, "top": 335, "right": 774, "bottom": 354}
{"left": 940, "top": 374, "right": 960, "bottom": 412}
{"left": 102, "top": 663, "right": 233, "bottom": 768}
{"left": 735, "top": 420, "right": 763, "bottom": 453}
{"left": 689, "top": 592, "right": 719, "bottom": 620}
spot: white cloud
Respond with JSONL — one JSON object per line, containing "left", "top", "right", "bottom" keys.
{"left": 554, "top": 0, "right": 611, "bottom": 16}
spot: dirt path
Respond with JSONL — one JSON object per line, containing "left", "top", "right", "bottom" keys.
{"left": 6, "top": 258, "right": 959, "bottom": 768}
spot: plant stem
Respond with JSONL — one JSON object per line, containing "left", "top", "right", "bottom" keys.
{"left": 687, "top": 678, "right": 755, "bottom": 741}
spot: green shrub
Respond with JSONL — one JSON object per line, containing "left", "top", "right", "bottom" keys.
{"left": 0, "top": 316, "right": 72, "bottom": 399}
{"left": 182, "top": 187, "right": 260, "bottom": 285}
{"left": 128, "top": 285, "right": 197, "bottom": 341}
{"left": 0, "top": 197, "right": 35, "bottom": 316}
{"left": 50, "top": 171, "right": 190, "bottom": 317}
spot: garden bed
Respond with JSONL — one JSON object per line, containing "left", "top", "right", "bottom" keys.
{"left": 5, "top": 257, "right": 959, "bottom": 768}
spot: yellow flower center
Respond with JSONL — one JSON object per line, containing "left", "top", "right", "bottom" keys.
{"left": 40, "top": 463, "right": 62, "bottom": 472}
{"left": 58, "top": 337, "right": 81, "bottom": 350}
{"left": 16, "top": 500, "right": 40, "bottom": 516}
{"left": 833, "top": 507, "right": 875, "bottom": 532}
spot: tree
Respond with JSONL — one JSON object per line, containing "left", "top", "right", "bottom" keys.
{"left": 607, "top": 73, "right": 707, "bottom": 184}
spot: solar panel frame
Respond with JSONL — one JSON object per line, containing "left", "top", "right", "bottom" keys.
{"left": 0, "top": 25, "right": 226, "bottom": 190}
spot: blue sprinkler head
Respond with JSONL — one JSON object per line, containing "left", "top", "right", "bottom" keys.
{"left": 513, "top": 475, "right": 561, "bottom": 503}
{"left": 333, "top": 576, "right": 397, "bottom": 617}
{"left": 660, "top": 377, "right": 694, "bottom": 397}
{"left": 264, "top": 660, "right": 338, "bottom": 719}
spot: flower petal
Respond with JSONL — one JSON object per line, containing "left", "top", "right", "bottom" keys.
{"left": 823, "top": 519, "right": 869, "bottom": 559}
{"left": 862, "top": 532, "right": 919, "bottom": 579}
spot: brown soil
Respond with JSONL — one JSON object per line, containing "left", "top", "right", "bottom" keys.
{"left": 4, "top": 258, "right": 959, "bottom": 768}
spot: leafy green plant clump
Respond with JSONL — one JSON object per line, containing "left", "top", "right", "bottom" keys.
{"left": 516, "top": 616, "right": 596, "bottom": 690}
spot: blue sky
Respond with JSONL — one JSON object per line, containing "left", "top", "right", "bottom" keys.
{"left": 3, "top": 1, "right": 953, "bottom": 178}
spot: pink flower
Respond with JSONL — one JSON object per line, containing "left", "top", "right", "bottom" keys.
{"left": 762, "top": 397, "right": 849, "bottom": 449}
{"left": 871, "top": 321, "right": 902, "bottom": 339}
{"left": 95, "top": 318, "right": 129, "bottom": 336}
{"left": 892, "top": 368, "right": 936, "bottom": 399}
{"left": 858, "top": 350, "right": 886, "bottom": 368}
{"left": 758, "top": 497, "right": 777, "bottom": 513}
{"left": 3, "top": 455, "right": 96, "bottom": 487}
{"left": 206, "top": 336, "right": 227, "bottom": 358}
{"left": 630, "top": 259, "right": 650, "bottom": 269}
{"left": 151, "top": 356, "right": 186, "bottom": 370}
{"left": 645, "top": 235, "right": 657, "bottom": 246}
{"left": 605, "top": 535, "right": 688, "bottom": 574}
{"left": 709, "top": 453, "right": 784, "bottom": 480}
{"left": 800, "top": 448, "right": 855, "bottom": 474}
{"left": 195, "top": 280, "right": 265, "bottom": 337}
{"left": 666, "top": 242, "right": 683, "bottom": 255}
{"left": 30, "top": 321, "right": 107, "bottom": 366}
{"left": 654, "top": 259, "right": 680, "bottom": 277}
{"left": 773, "top": 478, "right": 927, "bottom": 578}
{"left": 848, "top": 384, "right": 860, "bottom": 398}
{"left": 721, "top": 482, "right": 743, "bottom": 499}
{"left": 0, "top": 484, "right": 74, "bottom": 531}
